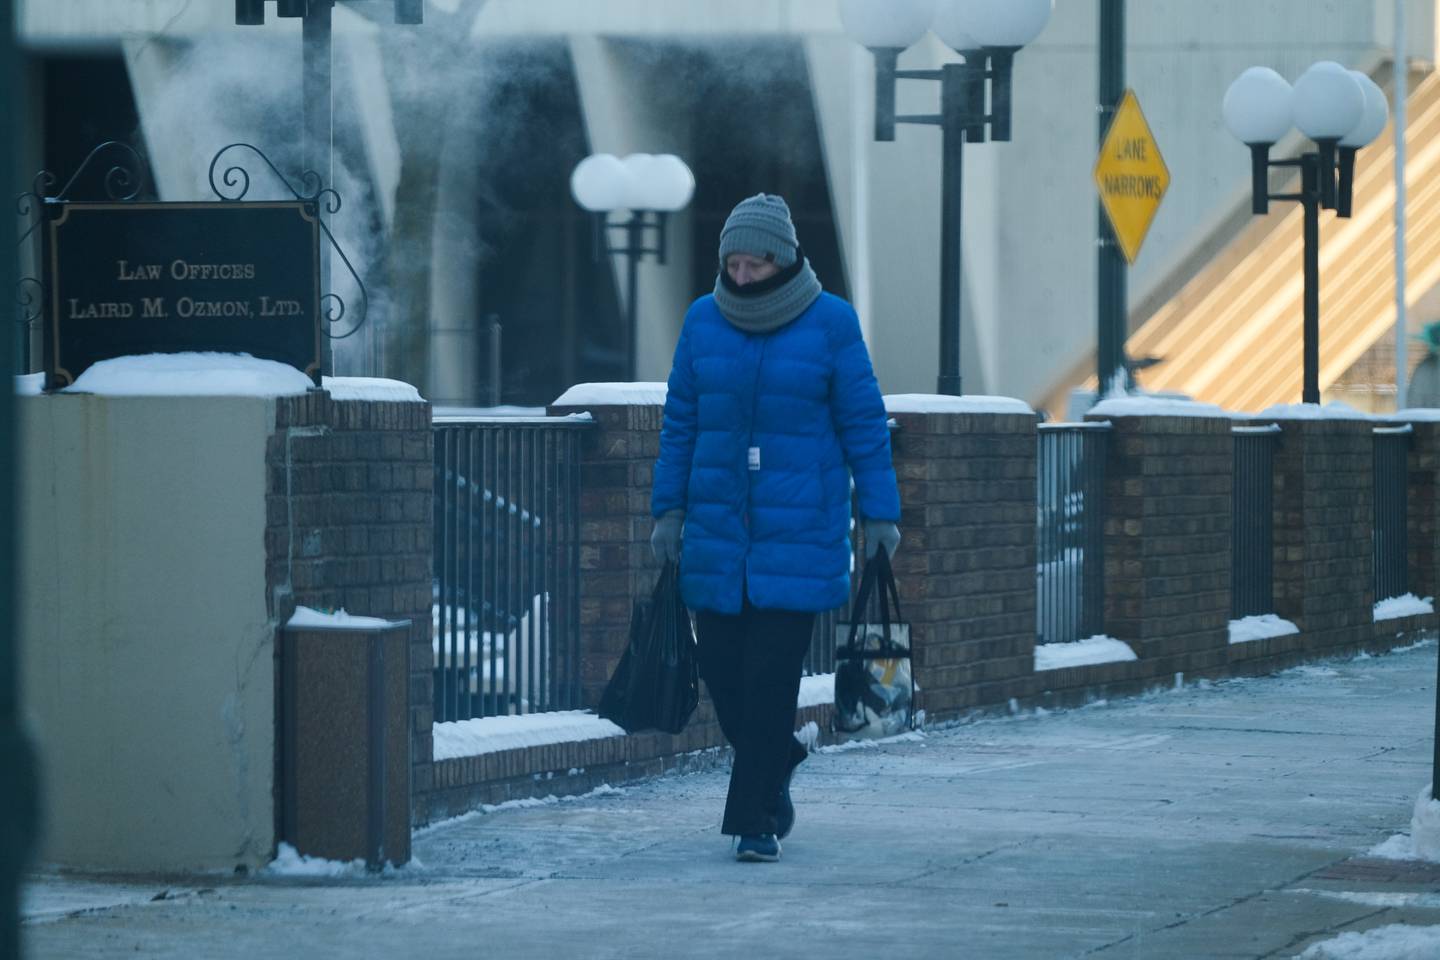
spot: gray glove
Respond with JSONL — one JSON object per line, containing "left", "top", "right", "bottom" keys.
{"left": 650, "top": 509, "right": 684, "bottom": 566}
{"left": 863, "top": 520, "right": 900, "bottom": 560}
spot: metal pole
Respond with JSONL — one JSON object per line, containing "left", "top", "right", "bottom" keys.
{"left": 1096, "top": 0, "right": 1127, "bottom": 398}
{"left": 303, "top": 0, "right": 335, "bottom": 376}
{"left": 1433, "top": 633, "right": 1440, "bottom": 800}
{"left": 1395, "top": 0, "right": 1410, "bottom": 409}
{"left": 937, "top": 63, "right": 965, "bottom": 397}
{"left": 625, "top": 214, "right": 642, "bottom": 383}
{"left": 1, "top": 0, "right": 39, "bottom": 949}
{"left": 488, "top": 316, "right": 502, "bottom": 407}
{"left": 1302, "top": 154, "right": 1321, "bottom": 405}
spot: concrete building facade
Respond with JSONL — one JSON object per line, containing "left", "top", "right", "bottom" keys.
{"left": 14, "top": 0, "right": 1440, "bottom": 412}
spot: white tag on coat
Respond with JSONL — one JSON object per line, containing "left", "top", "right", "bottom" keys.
{"left": 748, "top": 446, "right": 761, "bottom": 471}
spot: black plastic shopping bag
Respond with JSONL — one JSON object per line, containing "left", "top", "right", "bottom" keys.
{"left": 834, "top": 551, "right": 914, "bottom": 738}
{"left": 597, "top": 562, "right": 699, "bottom": 734}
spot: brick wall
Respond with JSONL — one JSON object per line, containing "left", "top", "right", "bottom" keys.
{"left": 545, "top": 401, "right": 664, "bottom": 709}
{"left": 429, "top": 400, "right": 1437, "bottom": 817}
{"left": 1097, "top": 415, "right": 1232, "bottom": 679}
{"left": 266, "top": 393, "right": 434, "bottom": 825}
{"left": 887, "top": 411, "right": 1039, "bottom": 720}
{"left": 1268, "top": 419, "right": 1374, "bottom": 650}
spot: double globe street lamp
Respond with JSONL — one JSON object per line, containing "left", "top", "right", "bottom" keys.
{"left": 839, "top": 0, "right": 1053, "bottom": 396}
{"left": 570, "top": 153, "right": 694, "bottom": 382}
{"left": 1223, "top": 61, "right": 1389, "bottom": 404}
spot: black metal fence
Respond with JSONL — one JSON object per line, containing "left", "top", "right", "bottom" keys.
{"left": 1373, "top": 425, "right": 1412, "bottom": 603}
{"left": 432, "top": 415, "right": 590, "bottom": 722}
{"left": 805, "top": 608, "right": 842, "bottom": 676}
{"left": 1036, "top": 423, "right": 1110, "bottom": 644}
{"left": 1231, "top": 425, "right": 1279, "bottom": 618}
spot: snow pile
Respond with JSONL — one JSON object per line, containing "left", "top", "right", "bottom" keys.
{"left": 13, "top": 373, "right": 43, "bottom": 396}
{"left": 1298, "top": 923, "right": 1440, "bottom": 959}
{"left": 1374, "top": 594, "right": 1435, "bottom": 622}
{"left": 433, "top": 405, "right": 547, "bottom": 418}
{"left": 324, "top": 376, "right": 424, "bottom": 403}
{"left": 1366, "top": 786, "right": 1440, "bottom": 862}
{"left": 884, "top": 394, "right": 1034, "bottom": 415}
{"left": 797, "top": 673, "right": 835, "bottom": 709}
{"left": 288, "top": 606, "right": 400, "bottom": 631}
{"left": 1228, "top": 614, "right": 1299, "bottom": 644}
{"left": 552, "top": 382, "right": 667, "bottom": 407}
{"left": 64, "top": 353, "right": 314, "bottom": 396}
{"left": 1413, "top": 785, "right": 1440, "bottom": 861}
{"left": 264, "top": 842, "right": 368, "bottom": 878}
{"left": 1087, "top": 395, "right": 1227, "bottom": 418}
{"left": 1257, "top": 401, "right": 1373, "bottom": 421}
{"left": 432, "top": 710, "right": 625, "bottom": 762}
{"left": 1034, "top": 636, "right": 1137, "bottom": 671}
{"left": 1368, "top": 833, "right": 1419, "bottom": 860}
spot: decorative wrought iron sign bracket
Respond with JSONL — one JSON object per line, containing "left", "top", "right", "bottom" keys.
{"left": 14, "top": 141, "right": 370, "bottom": 390}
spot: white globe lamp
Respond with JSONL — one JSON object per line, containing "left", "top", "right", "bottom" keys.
{"left": 1222, "top": 67, "right": 1293, "bottom": 145}
{"left": 838, "top": 0, "right": 936, "bottom": 49}
{"left": 932, "top": 0, "right": 980, "bottom": 51}
{"left": 570, "top": 153, "right": 630, "bottom": 212}
{"left": 966, "top": 0, "right": 1053, "bottom": 48}
{"left": 1292, "top": 61, "right": 1365, "bottom": 141}
{"left": 646, "top": 155, "right": 695, "bottom": 212}
{"left": 1339, "top": 70, "right": 1388, "bottom": 149}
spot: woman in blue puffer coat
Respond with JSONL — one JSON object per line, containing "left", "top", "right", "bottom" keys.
{"left": 651, "top": 194, "right": 901, "bottom": 862}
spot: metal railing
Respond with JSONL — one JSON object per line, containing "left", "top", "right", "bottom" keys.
{"left": 1036, "top": 422, "right": 1110, "bottom": 644}
{"left": 1232, "top": 424, "right": 1280, "bottom": 619}
{"left": 432, "top": 415, "right": 591, "bottom": 722}
{"left": 1374, "top": 424, "right": 1412, "bottom": 603}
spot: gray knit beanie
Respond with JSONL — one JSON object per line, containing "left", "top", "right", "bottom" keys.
{"left": 718, "top": 194, "right": 799, "bottom": 269}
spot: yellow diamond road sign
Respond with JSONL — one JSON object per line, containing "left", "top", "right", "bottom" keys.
{"left": 1094, "top": 89, "right": 1170, "bottom": 265}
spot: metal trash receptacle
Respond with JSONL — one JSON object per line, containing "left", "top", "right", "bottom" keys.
{"left": 280, "top": 613, "right": 411, "bottom": 868}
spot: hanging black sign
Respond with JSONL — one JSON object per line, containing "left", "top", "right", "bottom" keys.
{"left": 43, "top": 201, "right": 321, "bottom": 389}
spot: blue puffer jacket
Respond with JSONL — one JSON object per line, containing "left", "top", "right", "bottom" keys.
{"left": 652, "top": 291, "right": 900, "bottom": 614}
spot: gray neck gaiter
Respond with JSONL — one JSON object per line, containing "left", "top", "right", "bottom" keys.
{"left": 713, "top": 255, "right": 823, "bottom": 334}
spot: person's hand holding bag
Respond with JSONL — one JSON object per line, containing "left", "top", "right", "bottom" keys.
{"left": 863, "top": 519, "right": 900, "bottom": 559}
{"left": 651, "top": 509, "right": 685, "bottom": 565}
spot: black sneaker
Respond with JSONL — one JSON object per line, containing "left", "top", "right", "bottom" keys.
{"left": 736, "top": 834, "right": 781, "bottom": 862}
{"left": 775, "top": 766, "right": 796, "bottom": 840}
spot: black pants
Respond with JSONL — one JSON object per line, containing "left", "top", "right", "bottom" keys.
{"left": 695, "top": 599, "right": 815, "bottom": 837}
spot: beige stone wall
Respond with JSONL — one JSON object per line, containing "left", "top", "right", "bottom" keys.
{"left": 19, "top": 394, "right": 276, "bottom": 872}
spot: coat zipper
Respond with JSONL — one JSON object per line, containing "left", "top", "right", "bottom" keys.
{"left": 743, "top": 334, "right": 768, "bottom": 535}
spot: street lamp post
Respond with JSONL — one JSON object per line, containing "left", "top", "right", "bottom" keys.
{"left": 1222, "top": 62, "right": 1388, "bottom": 405}
{"left": 840, "top": 0, "right": 1053, "bottom": 396}
{"left": 570, "top": 153, "right": 694, "bottom": 382}
{"left": 236, "top": 1, "right": 423, "bottom": 377}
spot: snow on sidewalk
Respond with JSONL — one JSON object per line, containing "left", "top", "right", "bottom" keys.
{"left": 1367, "top": 786, "right": 1440, "bottom": 862}
{"left": 1299, "top": 923, "right": 1440, "bottom": 959}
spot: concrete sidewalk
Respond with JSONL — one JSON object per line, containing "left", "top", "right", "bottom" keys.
{"left": 23, "top": 640, "right": 1440, "bottom": 959}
